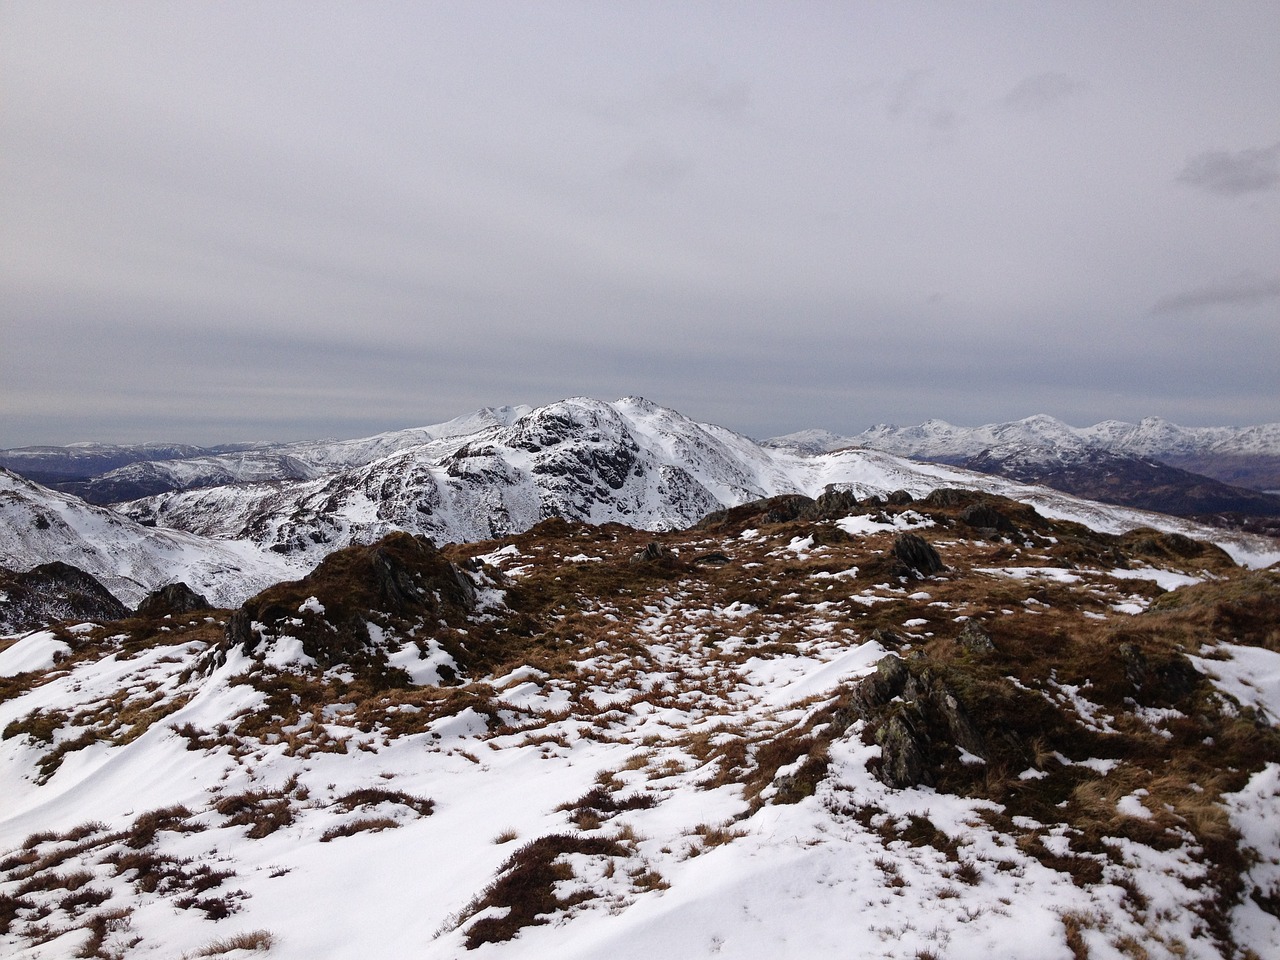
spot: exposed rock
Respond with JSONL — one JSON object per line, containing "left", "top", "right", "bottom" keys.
{"left": 955, "top": 621, "right": 996, "bottom": 655}
{"left": 0, "top": 562, "right": 129, "bottom": 634}
{"left": 891, "top": 533, "right": 946, "bottom": 577}
{"left": 694, "top": 495, "right": 813, "bottom": 532}
{"left": 829, "top": 655, "right": 988, "bottom": 789}
{"left": 1119, "top": 642, "right": 1203, "bottom": 706}
{"left": 922, "top": 488, "right": 976, "bottom": 509}
{"left": 885, "top": 489, "right": 915, "bottom": 506}
{"left": 867, "top": 627, "right": 904, "bottom": 650}
{"left": 630, "top": 542, "right": 677, "bottom": 565}
{"left": 691, "top": 551, "right": 731, "bottom": 566}
{"left": 960, "top": 501, "right": 1013, "bottom": 535}
{"left": 136, "top": 582, "right": 211, "bottom": 618}
{"left": 803, "top": 488, "right": 860, "bottom": 520}
{"left": 763, "top": 496, "right": 814, "bottom": 524}
{"left": 877, "top": 706, "right": 933, "bottom": 788}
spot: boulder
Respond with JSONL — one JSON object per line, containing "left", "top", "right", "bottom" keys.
{"left": 956, "top": 621, "right": 996, "bottom": 655}
{"left": 891, "top": 533, "right": 946, "bottom": 577}
{"left": 136, "top": 582, "right": 211, "bottom": 618}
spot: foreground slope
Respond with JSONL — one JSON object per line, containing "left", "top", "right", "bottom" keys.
{"left": 2, "top": 490, "right": 1278, "bottom": 959}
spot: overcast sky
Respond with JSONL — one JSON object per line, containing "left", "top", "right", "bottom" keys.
{"left": 3, "top": 2, "right": 1278, "bottom": 447}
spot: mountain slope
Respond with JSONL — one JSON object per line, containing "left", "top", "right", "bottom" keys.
{"left": 0, "top": 469, "right": 303, "bottom": 607}
{"left": 964, "top": 446, "right": 1280, "bottom": 519}
{"left": 768, "top": 415, "right": 1280, "bottom": 492}
{"left": 4, "top": 407, "right": 535, "bottom": 505}
{"left": 766, "top": 415, "right": 1280, "bottom": 519}
{"left": 831, "top": 415, "right": 1280, "bottom": 463}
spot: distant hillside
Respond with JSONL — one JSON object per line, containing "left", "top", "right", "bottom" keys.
{"left": 767, "top": 414, "right": 1280, "bottom": 524}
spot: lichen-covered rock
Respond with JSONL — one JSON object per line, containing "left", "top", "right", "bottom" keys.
{"left": 877, "top": 706, "right": 933, "bottom": 788}
{"left": 956, "top": 621, "right": 996, "bottom": 655}
{"left": 829, "top": 654, "right": 989, "bottom": 789}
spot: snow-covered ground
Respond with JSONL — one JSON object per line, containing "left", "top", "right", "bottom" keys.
{"left": 2, "top": 495, "right": 1277, "bottom": 959}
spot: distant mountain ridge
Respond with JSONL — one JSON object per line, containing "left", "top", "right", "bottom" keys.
{"left": 115, "top": 398, "right": 1279, "bottom": 568}
{"left": 0, "top": 406, "right": 532, "bottom": 504}
{"left": 766, "top": 414, "right": 1280, "bottom": 464}
{"left": 766, "top": 414, "right": 1280, "bottom": 512}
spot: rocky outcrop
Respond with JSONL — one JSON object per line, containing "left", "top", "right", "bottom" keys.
{"left": 1118, "top": 642, "right": 1204, "bottom": 707}
{"left": 136, "top": 582, "right": 211, "bottom": 618}
{"left": 824, "top": 655, "right": 988, "bottom": 789}
{"left": 213, "top": 532, "right": 481, "bottom": 682}
{"left": 955, "top": 621, "right": 996, "bottom": 655}
{"left": 960, "top": 501, "right": 1015, "bottom": 536}
{"left": 0, "top": 562, "right": 129, "bottom": 634}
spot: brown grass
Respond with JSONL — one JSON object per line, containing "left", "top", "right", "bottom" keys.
{"left": 188, "top": 929, "right": 275, "bottom": 956}
{"left": 319, "top": 817, "right": 399, "bottom": 842}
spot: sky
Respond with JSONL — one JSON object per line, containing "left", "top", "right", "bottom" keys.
{"left": 2, "top": 1, "right": 1278, "bottom": 447}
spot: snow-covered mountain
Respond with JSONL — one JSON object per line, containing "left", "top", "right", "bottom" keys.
{"left": 15, "top": 406, "right": 536, "bottom": 505}
{"left": 0, "top": 469, "right": 303, "bottom": 607}
{"left": 4, "top": 399, "right": 1279, "bottom": 617}
{"left": 768, "top": 414, "right": 1280, "bottom": 462}
{"left": 5, "top": 398, "right": 1280, "bottom": 958}
{"left": 116, "top": 398, "right": 1280, "bottom": 569}
{"left": 766, "top": 415, "right": 1280, "bottom": 505}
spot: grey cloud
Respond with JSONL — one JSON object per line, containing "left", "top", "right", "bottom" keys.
{"left": 4, "top": 5, "right": 1280, "bottom": 446}
{"left": 887, "top": 70, "right": 930, "bottom": 120}
{"left": 1151, "top": 273, "right": 1280, "bottom": 313}
{"left": 1177, "top": 142, "right": 1280, "bottom": 195}
{"left": 589, "top": 67, "right": 750, "bottom": 125}
{"left": 1002, "top": 72, "right": 1087, "bottom": 111}
{"left": 658, "top": 69, "right": 750, "bottom": 119}
{"left": 886, "top": 69, "right": 961, "bottom": 130}
{"left": 619, "top": 143, "right": 695, "bottom": 188}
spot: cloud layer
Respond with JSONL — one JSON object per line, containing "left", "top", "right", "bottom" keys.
{"left": 2, "top": 2, "right": 1278, "bottom": 445}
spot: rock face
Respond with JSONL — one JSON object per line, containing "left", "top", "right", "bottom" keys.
{"left": 0, "top": 562, "right": 129, "bottom": 634}
{"left": 136, "top": 582, "right": 211, "bottom": 618}
{"left": 833, "top": 655, "right": 987, "bottom": 789}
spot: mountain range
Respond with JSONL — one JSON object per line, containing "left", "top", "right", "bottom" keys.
{"left": 3, "top": 399, "right": 1278, "bottom": 612}
{"left": 765, "top": 414, "right": 1280, "bottom": 530}
{"left": 768, "top": 414, "right": 1280, "bottom": 467}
